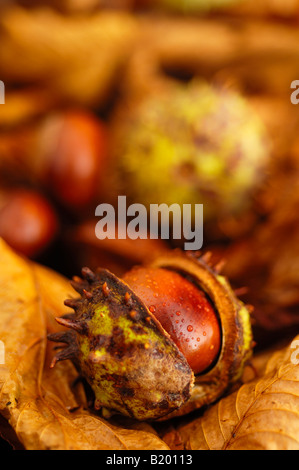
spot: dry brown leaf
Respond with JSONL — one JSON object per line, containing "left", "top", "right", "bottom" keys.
{"left": 178, "top": 336, "right": 299, "bottom": 450}
{"left": 0, "top": 238, "right": 169, "bottom": 450}
{"left": 226, "top": 0, "right": 299, "bottom": 18}
{"left": 2, "top": 235, "right": 299, "bottom": 450}
{"left": 0, "top": 7, "right": 139, "bottom": 111}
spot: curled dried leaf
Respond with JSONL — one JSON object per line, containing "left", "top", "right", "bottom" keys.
{"left": 0, "top": 239, "right": 168, "bottom": 450}
{"left": 178, "top": 335, "right": 299, "bottom": 450}
{"left": 0, "top": 7, "right": 139, "bottom": 111}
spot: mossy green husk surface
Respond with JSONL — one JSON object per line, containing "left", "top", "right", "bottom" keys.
{"left": 112, "top": 80, "right": 270, "bottom": 223}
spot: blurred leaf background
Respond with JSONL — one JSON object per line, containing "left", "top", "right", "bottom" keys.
{"left": 1, "top": 0, "right": 299, "bottom": 449}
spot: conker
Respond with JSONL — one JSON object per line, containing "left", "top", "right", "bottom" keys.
{"left": 111, "top": 80, "right": 270, "bottom": 228}
{"left": 48, "top": 250, "right": 253, "bottom": 421}
{"left": 39, "top": 110, "right": 109, "bottom": 210}
{"left": 0, "top": 189, "right": 58, "bottom": 258}
{"left": 0, "top": 110, "right": 109, "bottom": 212}
{"left": 122, "top": 267, "right": 221, "bottom": 375}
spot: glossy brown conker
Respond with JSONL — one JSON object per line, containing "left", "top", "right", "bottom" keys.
{"left": 0, "top": 189, "right": 58, "bottom": 258}
{"left": 122, "top": 266, "right": 221, "bottom": 375}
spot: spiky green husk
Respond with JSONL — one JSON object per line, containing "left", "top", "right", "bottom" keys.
{"left": 112, "top": 80, "right": 270, "bottom": 223}
{"left": 49, "top": 267, "right": 194, "bottom": 421}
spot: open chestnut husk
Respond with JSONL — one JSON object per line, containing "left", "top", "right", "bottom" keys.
{"left": 48, "top": 250, "right": 253, "bottom": 421}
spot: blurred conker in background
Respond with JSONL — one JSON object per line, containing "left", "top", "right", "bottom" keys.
{"left": 111, "top": 80, "right": 270, "bottom": 232}
{"left": 38, "top": 109, "right": 109, "bottom": 211}
{"left": 0, "top": 189, "right": 59, "bottom": 258}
